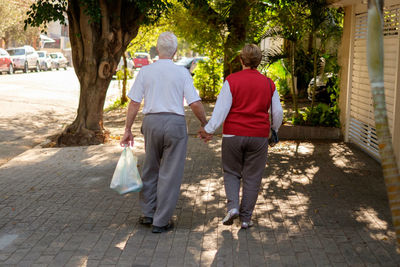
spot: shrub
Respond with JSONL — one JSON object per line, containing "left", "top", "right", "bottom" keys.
{"left": 193, "top": 58, "right": 223, "bottom": 102}
{"left": 264, "top": 61, "right": 290, "bottom": 98}
{"left": 293, "top": 75, "right": 340, "bottom": 127}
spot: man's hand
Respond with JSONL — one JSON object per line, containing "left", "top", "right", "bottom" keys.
{"left": 198, "top": 127, "right": 213, "bottom": 143}
{"left": 120, "top": 129, "right": 134, "bottom": 147}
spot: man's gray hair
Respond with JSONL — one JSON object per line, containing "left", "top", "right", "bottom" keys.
{"left": 157, "top": 32, "right": 178, "bottom": 58}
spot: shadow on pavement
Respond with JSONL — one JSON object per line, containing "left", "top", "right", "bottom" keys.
{"left": 0, "top": 110, "right": 75, "bottom": 166}
{"left": 0, "top": 127, "right": 399, "bottom": 265}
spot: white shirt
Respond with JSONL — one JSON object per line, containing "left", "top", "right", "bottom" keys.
{"left": 204, "top": 80, "right": 284, "bottom": 135}
{"left": 127, "top": 59, "right": 201, "bottom": 115}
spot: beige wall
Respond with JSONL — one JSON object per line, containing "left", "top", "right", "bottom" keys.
{"left": 393, "top": 35, "right": 400, "bottom": 168}
{"left": 338, "top": 5, "right": 353, "bottom": 138}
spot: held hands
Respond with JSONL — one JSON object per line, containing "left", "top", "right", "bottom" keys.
{"left": 120, "top": 129, "right": 134, "bottom": 147}
{"left": 198, "top": 127, "right": 213, "bottom": 143}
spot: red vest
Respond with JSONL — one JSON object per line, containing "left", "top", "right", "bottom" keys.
{"left": 223, "top": 69, "right": 275, "bottom": 137}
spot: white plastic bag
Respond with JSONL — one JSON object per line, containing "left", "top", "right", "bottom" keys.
{"left": 110, "top": 146, "right": 142, "bottom": 194}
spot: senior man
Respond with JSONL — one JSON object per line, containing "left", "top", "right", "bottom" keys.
{"left": 120, "top": 32, "right": 207, "bottom": 233}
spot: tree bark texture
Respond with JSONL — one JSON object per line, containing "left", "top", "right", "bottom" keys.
{"left": 121, "top": 53, "right": 128, "bottom": 105}
{"left": 57, "top": 0, "right": 142, "bottom": 146}
{"left": 367, "top": 0, "right": 400, "bottom": 248}
{"left": 290, "top": 41, "right": 299, "bottom": 117}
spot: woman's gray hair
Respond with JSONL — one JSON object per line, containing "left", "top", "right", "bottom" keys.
{"left": 157, "top": 32, "right": 178, "bottom": 58}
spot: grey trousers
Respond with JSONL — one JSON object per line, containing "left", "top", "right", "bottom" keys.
{"left": 222, "top": 136, "right": 269, "bottom": 222}
{"left": 140, "top": 113, "right": 188, "bottom": 227}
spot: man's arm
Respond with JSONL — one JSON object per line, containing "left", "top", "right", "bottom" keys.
{"left": 120, "top": 100, "right": 141, "bottom": 146}
{"left": 189, "top": 100, "right": 207, "bottom": 127}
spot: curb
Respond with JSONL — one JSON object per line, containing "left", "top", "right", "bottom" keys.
{"left": 279, "top": 125, "right": 342, "bottom": 140}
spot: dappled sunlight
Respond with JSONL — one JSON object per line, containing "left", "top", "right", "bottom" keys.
{"left": 354, "top": 208, "right": 388, "bottom": 231}
{"left": 329, "top": 142, "right": 370, "bottom": 172}
{"left": 1, "top": 147, "right": 60, "bottom": 169}
{"left": 1, "top": 132, "right": 399, "bottom": 265}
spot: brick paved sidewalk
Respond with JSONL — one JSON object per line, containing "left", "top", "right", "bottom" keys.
{"left": 0, "top": 135, "right": 399, "bottom": 266}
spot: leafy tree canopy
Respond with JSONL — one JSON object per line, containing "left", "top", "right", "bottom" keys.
{"left": 23, "top": 0, "right": 171, "bottom": 146}
{"left": 0, "top": 0, "right": 40, "bottom": 47}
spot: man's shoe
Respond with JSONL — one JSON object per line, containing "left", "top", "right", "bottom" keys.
{"left": 222, "top": 208, "right": 239, "bottom": 225}
{"left": 241, "top": 221, "right": 254, "bottom": 229}
{"left": 152, "top": 222, "right": 174, "bottom": 233}
{"left": 139, "top": 216, "right": 153, "bottom": 226}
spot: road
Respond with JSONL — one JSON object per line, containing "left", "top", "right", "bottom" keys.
{"left": 0, "top": 68, "right": 133, "bottom": 165}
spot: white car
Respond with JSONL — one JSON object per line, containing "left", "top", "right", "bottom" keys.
{"left": 37, "top": 51, "right": 52, "bottom": 71}
{"left": 49, "top": 52, "right": 68, "bottom": 70}
{"left": 7, "top": 46, "right": 40, "bottom": 73}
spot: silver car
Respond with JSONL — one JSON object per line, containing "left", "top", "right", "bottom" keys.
{"left": 49, "top": 52, "right": 68, "bottom": 70}
{"left": 6, "top": 46, "right": 40, "bottom": 73}
{"left": 37, "top": 51, "right": 52, "bottom": 71}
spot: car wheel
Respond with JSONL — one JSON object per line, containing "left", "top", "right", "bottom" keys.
{"left": 8, "top": 64, "right": 13, "bottom": 74}
{"left": 23, "top": 62, "right": 28, "bottom": 73}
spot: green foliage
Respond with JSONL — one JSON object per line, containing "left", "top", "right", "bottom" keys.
{"left": 193, "top": 58, "right": 223, "bottom": 101}
{"left": 24, "top": 0, "right": 67, "bottom": 31}
{"left": 25, "top": 0, "right": 170, "bottom": 33}
{"left": 0, "top": 0, "right": 41, "bottom": 45}
{"left": 293, "top": 75, "right": 340, "bottom": 127}
{"left": 115, "top": 68, "right": 133, "bottom": 80}
{"left": 263, "top": 61, "right": 290, "bottom": 98}
{"left": 79, "top": 0, "right": 101, "bottom": 24}
{"left": 172, "top": 0, "right": 271, "bottom": 77}
{"left": 104, "top": 97, "right": 129, "bottom": 112}
{"left": 168, "top": 2, "right": 223, "bottom": 56}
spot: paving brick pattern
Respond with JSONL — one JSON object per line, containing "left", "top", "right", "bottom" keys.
{"left": 0, "top": 115, "right": 400, "bottom": 266}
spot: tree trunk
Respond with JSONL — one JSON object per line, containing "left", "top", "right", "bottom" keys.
{"left": 223, "top": 0, "right": 250, "bottom": 78}
{"left": 56, "top": 0, "right": 142, "bottom": 146}
{"left": 290, "top": 41, "right": 299, "bottom": 117}
{"left": 310, "top": 32, "right": 318, "bottom": 112}
{"left": 121, "top": 53, "right": 128, "bottom": 105}
{"left": 58, "top": 73, "right": 111, "bottom": 145}
{"left": 367, "top": 0, "right": 400, "bottom": 248}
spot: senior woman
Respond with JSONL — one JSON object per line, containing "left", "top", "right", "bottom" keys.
{"left": 199, "top": 44, "right": 283, "bottom": 228}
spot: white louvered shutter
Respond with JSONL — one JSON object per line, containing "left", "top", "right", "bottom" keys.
{"left": 348, "top": 5, "right": 399, "bottom": 160}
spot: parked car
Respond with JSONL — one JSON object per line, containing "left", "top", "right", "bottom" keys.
{"left": 175, "top": 57, "right": 207, "bottom": 76}
{"left": 307, "top": 73, "right": 336, "bottom": 103}
{"left": 49, "top": 52, "right": 68, "bottom": 70}
{"left": 175, "top": 57, "right": 194, "bottom": 70}
{"left": 133, "top": 52, "right": 152, "bottom": 68}
{"left": 37, "top": 51, "right": 52, "bottom": 71}
{"left": 0, "top": 48, "right": 13, "bottom": 74}
{"left": 7, "top": 46, "right": 39, "bottom": 73}
{"left": 189, "top": 57, "right": 207, "bottom": 75}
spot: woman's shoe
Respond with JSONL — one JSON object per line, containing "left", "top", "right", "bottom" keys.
{"left": 152, "top": 221, "right": 174, "bottom": 233}
{"left": 222, "top": 208, "right": 239, "bottom": 225}
{"left": 241, "top": 221, "right": 254, "bottom": 229}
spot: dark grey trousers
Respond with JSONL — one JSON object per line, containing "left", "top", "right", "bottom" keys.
{"left": 140, "top": 113, "right": 188, "bottom": 227}
{"left": 222, "top": 136, "right": 269, "bottom": 222}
